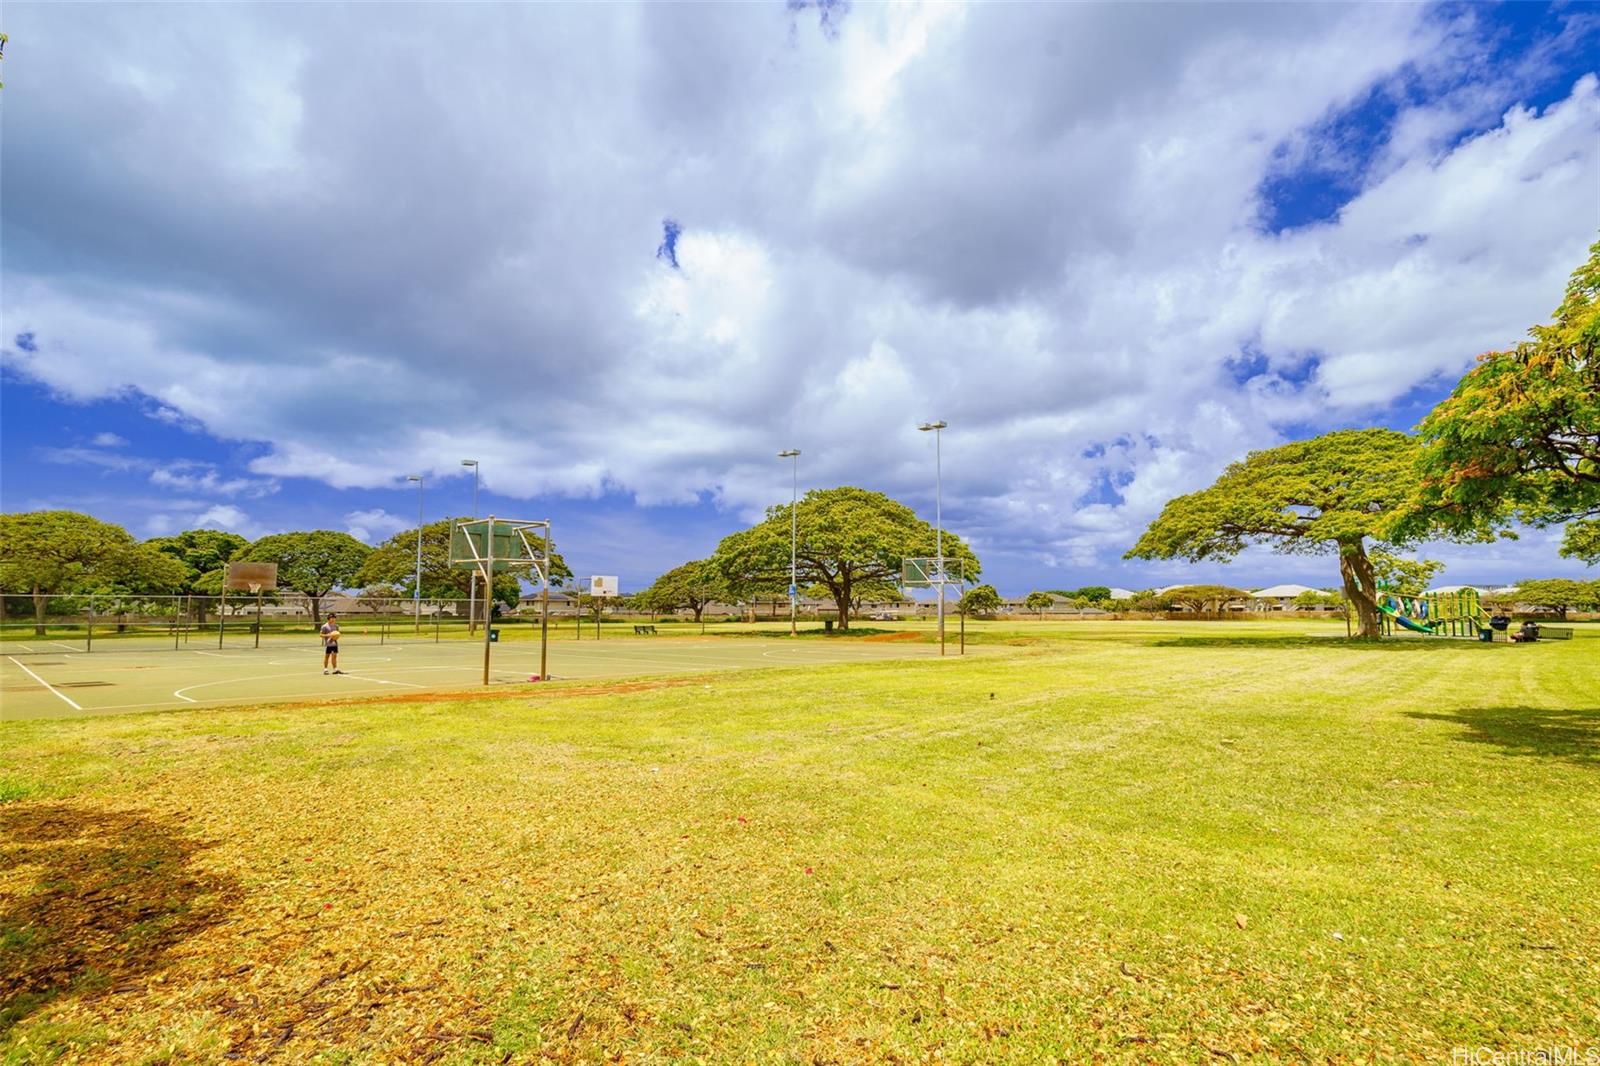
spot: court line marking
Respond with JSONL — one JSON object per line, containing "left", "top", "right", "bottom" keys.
{"left": 51, "top": 642, "right": 82, "bottom": 652}
{"left": 7, "top": 656, "right": 83, "bottom": 711}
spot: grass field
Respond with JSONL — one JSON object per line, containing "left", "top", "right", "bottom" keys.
{"left": 1, "top": 620, "right": 1596, "bottom": 1063}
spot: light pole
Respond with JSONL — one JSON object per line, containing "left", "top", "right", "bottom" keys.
{"left": 778, "top": 449, "right": 801, "bottom": 636}
{"left": 461, "top": 459, "right": 479, "bottom": 633}
{"left": 407, "top": 474, "right": 424, "bottom": 633}
{"left": 917, "top": 421, "right": 948, "bottom": 655}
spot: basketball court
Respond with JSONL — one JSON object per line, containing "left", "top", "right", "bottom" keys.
{"left": 0, "top": 634, "right": 957, "bottom": 720}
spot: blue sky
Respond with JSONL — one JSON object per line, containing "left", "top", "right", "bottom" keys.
{"left": 2, "top": 1, "right": 1597, "bottom": 595}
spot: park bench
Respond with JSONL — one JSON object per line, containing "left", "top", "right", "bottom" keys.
{"left": 1537, "top": 626, "right": 1574, "bottom": 640}
{"left": 633, "top": 625, "right": 658, "bottom": 635}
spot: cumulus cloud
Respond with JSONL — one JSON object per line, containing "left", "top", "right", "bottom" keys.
{"left": 343, "top": 508, "right": 410, "bottom": 545}
{"left": 2, "top": 2, "right": 1596, "bottom": 583}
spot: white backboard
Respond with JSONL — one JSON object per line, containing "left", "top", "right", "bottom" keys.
{"left": 589, "top": 575, "right": 619, "bottom": 598}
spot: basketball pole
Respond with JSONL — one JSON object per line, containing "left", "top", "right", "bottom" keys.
{"left": 539, "top": 525, "right": 551, "bottom": 681}
{"left": 482, "top": 516, "right": 495, "bottom": 686}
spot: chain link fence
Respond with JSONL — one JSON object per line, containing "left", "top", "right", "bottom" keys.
{"left": 0, "top": 592, "right": 565, "bottom": 654}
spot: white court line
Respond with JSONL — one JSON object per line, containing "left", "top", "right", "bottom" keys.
{"left": 7, "top": 656, "right": 83, "bottom": 711}
{"left": 339, "top": 673, "right": 424, "bottom": 688}
{"left": 51, "top": 641, "right": 82, "bottom": 652}
{"left": 195, "top": 651, "right": 229, "bottom": 658}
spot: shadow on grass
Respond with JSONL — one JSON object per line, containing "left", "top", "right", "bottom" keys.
{"left": 0, "top": 804, "right": 241, "bottom": 1036}
{"left": 1405, "top": 706, "right": 1600, "bottom": 765}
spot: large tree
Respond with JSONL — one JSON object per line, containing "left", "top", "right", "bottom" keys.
{"left": 355, "top": 518, "right": 572, "bottom": 613}
{"left": 1510, "top": 578, "right": 1600, "bottom": 621}
{"left": 714, "top": 486, "right": 979, "bottom": 630}
{"left": 636, "top": 560, "right": 728, "bottom": 625}
{"left": 1164, "top": 585, "right": 1250, "bottom": 613}
{"left": 0, "top": 511, "right": 187, "bottom": 633}
{"left": 1023, "top": 590, "right": 1055, "bottom": 618}
{"left": 234, "top": 531, "right": 372, "bottom": 624}
{"left": 1125, "top": 430, "right": 1486, "bottom": 639}
{"left": 146, "top": 528, "right": 249, "bottom": 621}
{"left": 957, "top": 584, "right": 1002, "bottom": 617}
{"left": 1406, "top": 240, "right": 1600, "bottom": 535}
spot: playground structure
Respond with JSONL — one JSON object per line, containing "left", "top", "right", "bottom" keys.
{"left": 1375, "top": 587, "right": 1493, "bottom": 641}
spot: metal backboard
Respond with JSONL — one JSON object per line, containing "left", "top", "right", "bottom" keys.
{"left": 902, "top": 557, "right": 962, "bottom": 588}
{"left": 450, "top": 518, "right": 551, "bottom": 581}
{"left": 589, "top": 575, "right": 619, "bottom": 598}
{"left": 224, "top": 561, "right": 278, "bottom": 592}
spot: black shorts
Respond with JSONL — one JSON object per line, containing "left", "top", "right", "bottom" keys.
{"left": 323, "top": 642, "right": 338, "bottom": 654}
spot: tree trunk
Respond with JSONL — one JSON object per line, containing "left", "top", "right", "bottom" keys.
{"left": 1337, "top": 538, "right": 1381, "bottom": 639}
{"left": 691, "top": 603, "right": 703, "bottom": 623}
{"left": 832, "top": 578, "right": 851, "bottom": 631}
{"left": 33, "top": 584, "right": 46, "bottom": 636}
{"left": 309, "top": 594, "right": 322, "bottom": 626}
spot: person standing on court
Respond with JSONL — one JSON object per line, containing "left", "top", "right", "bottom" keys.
{"left": 321, "top": 614, "right": 343, "bottom": 674}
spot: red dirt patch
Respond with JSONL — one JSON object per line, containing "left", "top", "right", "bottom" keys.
{"left": 861, "top": 631, "right": 923, "bottom": 643}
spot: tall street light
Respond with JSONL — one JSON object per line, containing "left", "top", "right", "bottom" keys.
{"left": 778, "top": 449, "right": 801, "bottom": 637}
{"left": 461, "top": 459, "right": 480, "bottom": 633}
{"left": 407, "top": 474, "right": 424, "bottom": 633}
{"left": 917, "top": 421, "right": 948, "bottom": 655}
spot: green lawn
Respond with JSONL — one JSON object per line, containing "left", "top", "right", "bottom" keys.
{"left": 2, "top": 621, "right": 1596, "bottom": 1062}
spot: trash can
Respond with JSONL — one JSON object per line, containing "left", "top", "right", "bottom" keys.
{"left": 489, "top": 629, "right": 500, "bottom": 643}
{"left": 823, "top": 619, "right": 834, "bottom": 634}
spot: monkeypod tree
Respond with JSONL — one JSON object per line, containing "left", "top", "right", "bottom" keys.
{"left": 1163, "top": 585, "right": 1250, "bottom": 613}
{"left": 636, "top": 560, "right": 728, "bottom": 624}
{"left": 714, "top": 486, "right": 979, "bottom": 630}
{"left": 236, "top": 531, "right": 372, "bottom": 625}
{"left": 0, "top": 511, "right": 187, "bottom": 633}
{"left": 957, "top": 584, "right": 1003, "bottom": 617}
{"left": 1509, "top": 578, "right": 1600, "bottom": 621}
{"left": 146, "top": 528, "right": 249, "bottom": 622}
{"left": 1406, "top": 240, "right": 1600, "bottom": 537}
{"left": 1125, "top": 430, "right": 1486, "bottom": 639}
{"left": 1024, "top": 590, "right": 1056, "bottom": 618}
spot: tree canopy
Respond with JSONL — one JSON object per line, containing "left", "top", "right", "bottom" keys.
{"left": 1559, "top": 519, "right": 1599, "bottom": 567}
{"left": 957, "top": 584, "right": 1002, "bottom": 616}
{"left": 1163, "top": 585, "right": 1250, "bottom": 613}
{"left": 1124, "top": 429, "right": 1474, "bottom": 638}
{"left": 635, "top": 560, "right": 728, "bottom": 623}
{"left": 1510, "top": 578, "right": 1600, "bottom": 620}
{"left": 1, "top": 511, "right": 188, "bottom": 631}
{"left": 235, "top": 531, "right": 372, "bottom": 623}
{"left": 714, "top": 486, "right": 979, "bottom": 629}
{"left": 1406, "top": 239, "right": 1600, "bottom": 535}
{"left": 1023, "top": 590, "right": 1055, "bottom": 616}
{"left": 1369, "top": 550, "right": 1444, "bottom": 597}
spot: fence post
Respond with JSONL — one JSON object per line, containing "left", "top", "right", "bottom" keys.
{"left": 86, "top": 595, "right": 94, "bottom": 653}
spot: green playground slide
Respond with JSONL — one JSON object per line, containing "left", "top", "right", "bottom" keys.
{"left": 1376, "top": 600, "right": 1436, "bottom": 634}
{"left": 1375, "top": 589, "right": 1493, "bottom": 639}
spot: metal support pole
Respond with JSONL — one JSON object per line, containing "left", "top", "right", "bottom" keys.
{"left": 540, "top": 525, "right": 551, "bottom": 681}
{"left": 935, "top": 428, "right": 943, "bottom": 656}
{"left": 86, "top": 596, "right": 94, "bottom": 653}
{"left": 408, "top": 474, "right": 424, "bottom": 633}
{"left": 255, "top": 591, "right": 263, "bottom": 649}
{"left": 219, "top": 585, "right": 227, "bottom": 649}
{"left": 482, "top": 515, "right": 495, "bottom": 685}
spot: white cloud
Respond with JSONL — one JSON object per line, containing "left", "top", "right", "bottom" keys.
{"left": 344, "top": 508, "right": 410, "bottom": 545}
{"left": 2, "top": 3, "right": 1595, "bottom": 585}
{"left": 90, "top": 432, "right": 129, "bottom": 447}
